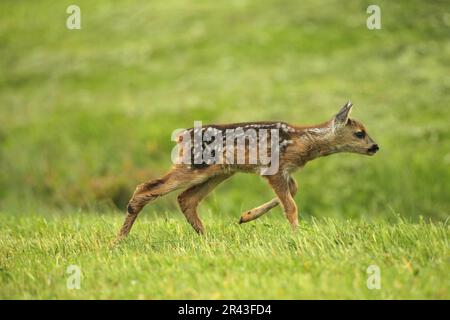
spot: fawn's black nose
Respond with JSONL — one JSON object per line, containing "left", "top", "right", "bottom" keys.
{"left": 368, "top": 144, "right": 379, "bottom": 153}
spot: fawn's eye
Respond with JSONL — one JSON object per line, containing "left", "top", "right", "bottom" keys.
{"left": 354, "top": 131, "right": 365, "bottom": 139}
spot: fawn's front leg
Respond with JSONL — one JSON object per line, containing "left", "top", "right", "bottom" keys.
{"left": 239, "top": 177, "right": 297, "bottom": 224}
{"left": 265, "top": 174, "right": 299, "bottom": 231}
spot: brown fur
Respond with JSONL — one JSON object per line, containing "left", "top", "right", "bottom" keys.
{"left": 115, "top": 101, "right": 378, "bottom": 242}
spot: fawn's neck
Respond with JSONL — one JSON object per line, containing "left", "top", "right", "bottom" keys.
{"left": 294, "top": 122, "right": 340, "bottom": 162}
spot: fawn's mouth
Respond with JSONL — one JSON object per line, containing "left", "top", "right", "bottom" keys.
{"left": 367, "top": 144, "right": 380, "bottom": 155}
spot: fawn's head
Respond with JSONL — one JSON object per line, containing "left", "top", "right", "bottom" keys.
{"left": 330, "top": 101, "right": 379, "bottom": 156}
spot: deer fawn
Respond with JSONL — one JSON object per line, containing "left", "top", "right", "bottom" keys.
{"left": 115, "top": 101, "right": 379, "bottom": 242}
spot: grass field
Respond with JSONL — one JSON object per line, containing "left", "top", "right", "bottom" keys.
{"left": 1, "top": 213, "right": 448, "bottom": 299}
{"left": 0, "top": 0, "right": 449, "bottom": 299}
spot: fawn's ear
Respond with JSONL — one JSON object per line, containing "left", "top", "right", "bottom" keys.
{"left": 333, "top": 101, "right": 353, "bottom": 130}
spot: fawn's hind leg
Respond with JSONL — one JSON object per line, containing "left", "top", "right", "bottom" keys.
{"left": 178, "top": 174, "right": 232, "bottom": 234}
{"left": 115, "top": 166, "right": 213, "bottom": 241}
{"left": 239, "top": 176, "right": 297, "bottom": 224}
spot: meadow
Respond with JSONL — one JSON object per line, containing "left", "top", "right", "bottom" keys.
{"left": 0, "top": 213, "right": 448, "bottom": 299}
{"left": 0, "top": 0, "right": 449, "bottom": 299}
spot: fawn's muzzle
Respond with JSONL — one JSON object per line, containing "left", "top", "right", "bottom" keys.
{"left": 367, "top": 144, "right": 379, "bottom": 154}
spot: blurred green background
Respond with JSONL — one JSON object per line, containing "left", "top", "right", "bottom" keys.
{"left": 0, "top": 0, "right": 449, "bottom": 221}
